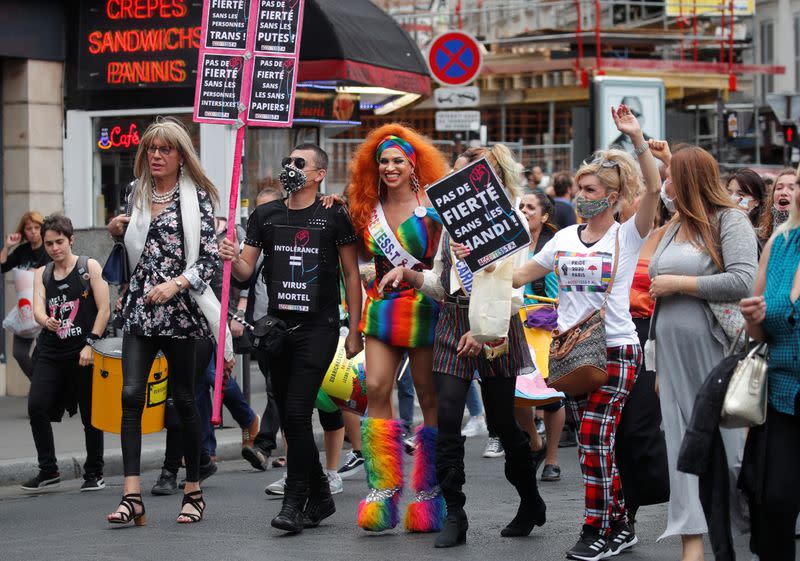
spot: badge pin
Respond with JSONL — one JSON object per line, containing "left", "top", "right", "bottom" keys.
{"left": 414, "top": 206, "right": 427, "bottom": 218}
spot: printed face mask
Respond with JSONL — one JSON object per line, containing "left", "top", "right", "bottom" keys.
{"left": 660, "top": 181, "right": 676, "bottom": 213}
{"left": 772, "top": 207, "right": 790, "bottom": 229}
{"left": 279, "top": 165, "right": 307, "bottom": 194}
{"left": 575, "top": 194, "right": 611, "bottom": 219}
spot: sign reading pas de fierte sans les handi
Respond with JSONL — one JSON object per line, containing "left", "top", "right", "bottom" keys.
{"left": 426, "top": 158, "right": 530, "bottom": 273}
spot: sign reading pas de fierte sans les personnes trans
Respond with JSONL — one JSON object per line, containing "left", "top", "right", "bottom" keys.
{"left": 426, "top": 158, "right": 530, "bottom": 273}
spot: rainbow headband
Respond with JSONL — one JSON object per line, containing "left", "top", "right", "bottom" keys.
{"left": 375, "top": 135, "right": 417, "bottom": 167}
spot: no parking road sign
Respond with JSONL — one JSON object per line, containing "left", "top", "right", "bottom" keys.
{"left": 427, "top": 31, "right": 483, "bottom": 86}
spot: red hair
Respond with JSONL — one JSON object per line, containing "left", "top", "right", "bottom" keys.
{"left": 346, "top": 123, "right": 448, "bottom": 233}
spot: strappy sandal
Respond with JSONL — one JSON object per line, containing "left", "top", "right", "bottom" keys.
{"left": 107, "top": 493, "right": 146, "bottom": 526}
{"left": 272, "top": 456, "right": 286, "bottom": 468}
{"left": 177, "top": 490, "right": 205, "bottom": 524}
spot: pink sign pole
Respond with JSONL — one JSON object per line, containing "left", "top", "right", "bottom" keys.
{"left": 211, "top": 124, "right": 245, "bottom": 426}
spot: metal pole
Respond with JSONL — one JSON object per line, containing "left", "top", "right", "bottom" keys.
{"left": 500, "top": 97, "right": 507, "bottom": 143}
{"left": 242, "top": 353, "right": 251, "bottom": 404}
{"left": 755, "top": 104, "right": 761, "bottom": 165}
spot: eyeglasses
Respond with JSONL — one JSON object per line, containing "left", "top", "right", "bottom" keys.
{"left": 147, "top": 145, "right": 174, "bottom": 157}
{"left": 281, "top": 156, "right": 321, "bottom": 172}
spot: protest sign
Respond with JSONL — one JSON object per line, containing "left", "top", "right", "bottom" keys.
{"left": 195, "top": 53, "right": 246, "bottom": 123}
{"left": 426, "top": 157, "right": 530, "bottom": 273}
{"left": 255, "top": 0, "right": 304, "bottom": 55}
{"left": 247, "top": 55, "right": 297, "bottom": 126}
{"left": 203, "top": 0, "right": 252, "bottom": 50}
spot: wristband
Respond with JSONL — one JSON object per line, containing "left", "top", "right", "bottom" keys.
{"left": 633, "top": 143, "right": 649, "bottom": 157}
{"left": 85, "top": 336, "right": 97, "bottom": 348}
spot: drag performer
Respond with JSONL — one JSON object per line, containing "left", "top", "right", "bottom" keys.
{"left": 346, "top": 124, "right": 448, "bottom": 533}
{"left": 379, "top": 144, "right": 547, "bottom": 548}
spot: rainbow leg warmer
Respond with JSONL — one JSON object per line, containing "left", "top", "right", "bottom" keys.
{"left": 357, "top": 417, "right": 404, "bottom": 532}
{"left": 404, "top": 425, "right": 447, "bottom": 532}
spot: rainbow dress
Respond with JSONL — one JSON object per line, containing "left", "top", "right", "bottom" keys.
{"left": 359, "top": 207, "right": 442, "bottom": 348}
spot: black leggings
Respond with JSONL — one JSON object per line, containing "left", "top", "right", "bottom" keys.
{"left": 270, "top": 322, "right": 339, "bottom": 486}
{"left": 162, "top": 338, "right": 213, "bottom": 475}
{"left": 435, "top": 373, "right": 523, "bottom": 446}
{"left": 13, "top": 335, "right": 34, "bottom": 380}
{"left": 121, "top": 334, "right": 201, "bottom": 481}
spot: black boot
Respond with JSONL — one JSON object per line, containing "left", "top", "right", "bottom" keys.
{"left": 271, "top": 480, "right": 308, "bottom": 534}
{"left": 434, "top": 436, "right": 468, "bottom": 548}
{"left": 304, "top": 462, "right": 335, "bottom": 528}
{"left": 500, "top": 434, "right": 547, "bottom": 537}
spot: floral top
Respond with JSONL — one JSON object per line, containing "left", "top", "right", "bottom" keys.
{"left": 120, "top": 189, "right": 218, "bottom": 338}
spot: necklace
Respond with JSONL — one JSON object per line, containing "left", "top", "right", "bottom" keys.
{"left": 151, "top": 180, "right": 179, "bottom": 204}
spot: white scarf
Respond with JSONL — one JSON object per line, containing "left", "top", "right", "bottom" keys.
{"left": 125, "top": 176, "right": 234, "bottom": 360}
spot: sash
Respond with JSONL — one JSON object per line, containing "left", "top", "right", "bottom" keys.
{"left": 368, "top": 204, "right": 423, "bottom": 270}
{"left": 451, "top": 246, "right": 474, "bottom": 296}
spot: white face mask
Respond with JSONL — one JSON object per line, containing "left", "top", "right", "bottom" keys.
{"left": 660, "top": 180, "right": 676, "bottom": 213}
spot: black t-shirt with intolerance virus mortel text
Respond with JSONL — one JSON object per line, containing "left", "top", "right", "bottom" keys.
{"left": 245, "top": 198, "right": 357, "bottom": 326}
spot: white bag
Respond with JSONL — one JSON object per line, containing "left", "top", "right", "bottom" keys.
{"left": 468, "top": 257, "right": 514, "bottom": 343}
{"left": 3, "top": 269, "right": 40, "bottom": 338}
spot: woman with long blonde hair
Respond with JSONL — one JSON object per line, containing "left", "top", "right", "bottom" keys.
{"left": 346, "top": 124, "right": 449, "bottom": 534}
{"left": 648, "top": 145, "right": 757, "bottom": 561}
{"left": 105, "top": 117, "right": 234, "bottom": 526}
{"left": 514, "top": 105, "right": 661, "bottom": 560}
{"left": 381, "top": 143, "right": 549, "bottom": 548}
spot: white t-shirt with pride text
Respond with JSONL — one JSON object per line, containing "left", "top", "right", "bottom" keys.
{"left": 532, "top": 218, "right": 645, "bottom": 347}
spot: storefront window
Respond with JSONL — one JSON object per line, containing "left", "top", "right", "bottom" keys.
{"left": 92, "top": 114, "right": 199, "bottom": 225}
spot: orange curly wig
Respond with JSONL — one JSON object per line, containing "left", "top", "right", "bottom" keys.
{"left": 346, "top": 123, "right": 449, "bottom": 233}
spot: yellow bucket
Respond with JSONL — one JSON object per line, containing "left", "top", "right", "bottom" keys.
{"left": 91, "top": 337, "right": 169, "bottom": 434}
{"left": 320, "top": 337, "right": 367, "bottom": 415}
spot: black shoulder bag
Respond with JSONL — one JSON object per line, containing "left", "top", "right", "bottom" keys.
{"left": 102, "top": 183, "right": 133, "bottom": 286}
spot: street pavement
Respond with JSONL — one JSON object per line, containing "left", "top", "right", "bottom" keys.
{"left": 0, "top": 436, "right": 756, "bottom": 561}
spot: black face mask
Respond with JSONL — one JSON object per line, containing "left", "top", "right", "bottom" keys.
{"left": 279, "top": 165, "right": 307, "bottom": 194}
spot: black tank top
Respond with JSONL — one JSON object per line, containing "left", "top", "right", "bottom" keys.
{"left": 38, "top": 259, "right": 98, "bottom": 356}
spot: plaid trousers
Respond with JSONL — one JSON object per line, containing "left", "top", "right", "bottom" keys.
{"left": 565, "top": 344, "right": 641, "bottom": 534}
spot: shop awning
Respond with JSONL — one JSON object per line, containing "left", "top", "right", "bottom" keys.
{"left": 298, "top": 0, "right": 431, "bottom": 96}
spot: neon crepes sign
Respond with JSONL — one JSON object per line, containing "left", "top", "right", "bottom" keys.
{"left": 77, "top": 0, "right": 203, "bottom": 89}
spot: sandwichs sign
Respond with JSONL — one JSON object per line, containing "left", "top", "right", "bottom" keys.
{"left": 426, "top": 158, "right": 530, "bottom": 273}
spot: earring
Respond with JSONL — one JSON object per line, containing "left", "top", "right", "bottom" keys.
{"left": 377, "top": 177, "right": 383, "bottom": 196}
{"left": 410, "top": 170, "right": 420, "bottom": 193}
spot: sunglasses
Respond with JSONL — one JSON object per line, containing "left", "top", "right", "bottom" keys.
{"left": 281, "top": 157, "right": 321, "bottom": 171}
{"left": 583, "top": 156, "right": 620, "bottom": 169}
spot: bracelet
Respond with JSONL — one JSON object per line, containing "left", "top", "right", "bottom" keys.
{"left": 633, "top": 143, "right": 649, "bottom": 157}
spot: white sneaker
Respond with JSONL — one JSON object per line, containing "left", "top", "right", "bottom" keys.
{"left": 482, "top": 437, "right": 505, "bottom": 458}
{"left": 462, "top": 415, "right": 488, "bottom": 437}
{"left": 264, "top": 473, "right": 286, "bottom": 497}
{"left": 326, "top": 470, "right": 343, "bottom": 495}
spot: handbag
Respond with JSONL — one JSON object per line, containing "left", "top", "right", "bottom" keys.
{"left": 102, "top": 183, "right": 133, "bottom": 286}
{"left": 720, "top": 330, "right": 768, "bottom": 428}
{"left": 547, "top": 231, "right": 620, "bottom": 396}
{"left": 251, "top": 314, "right": 290, "bottom": 356}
